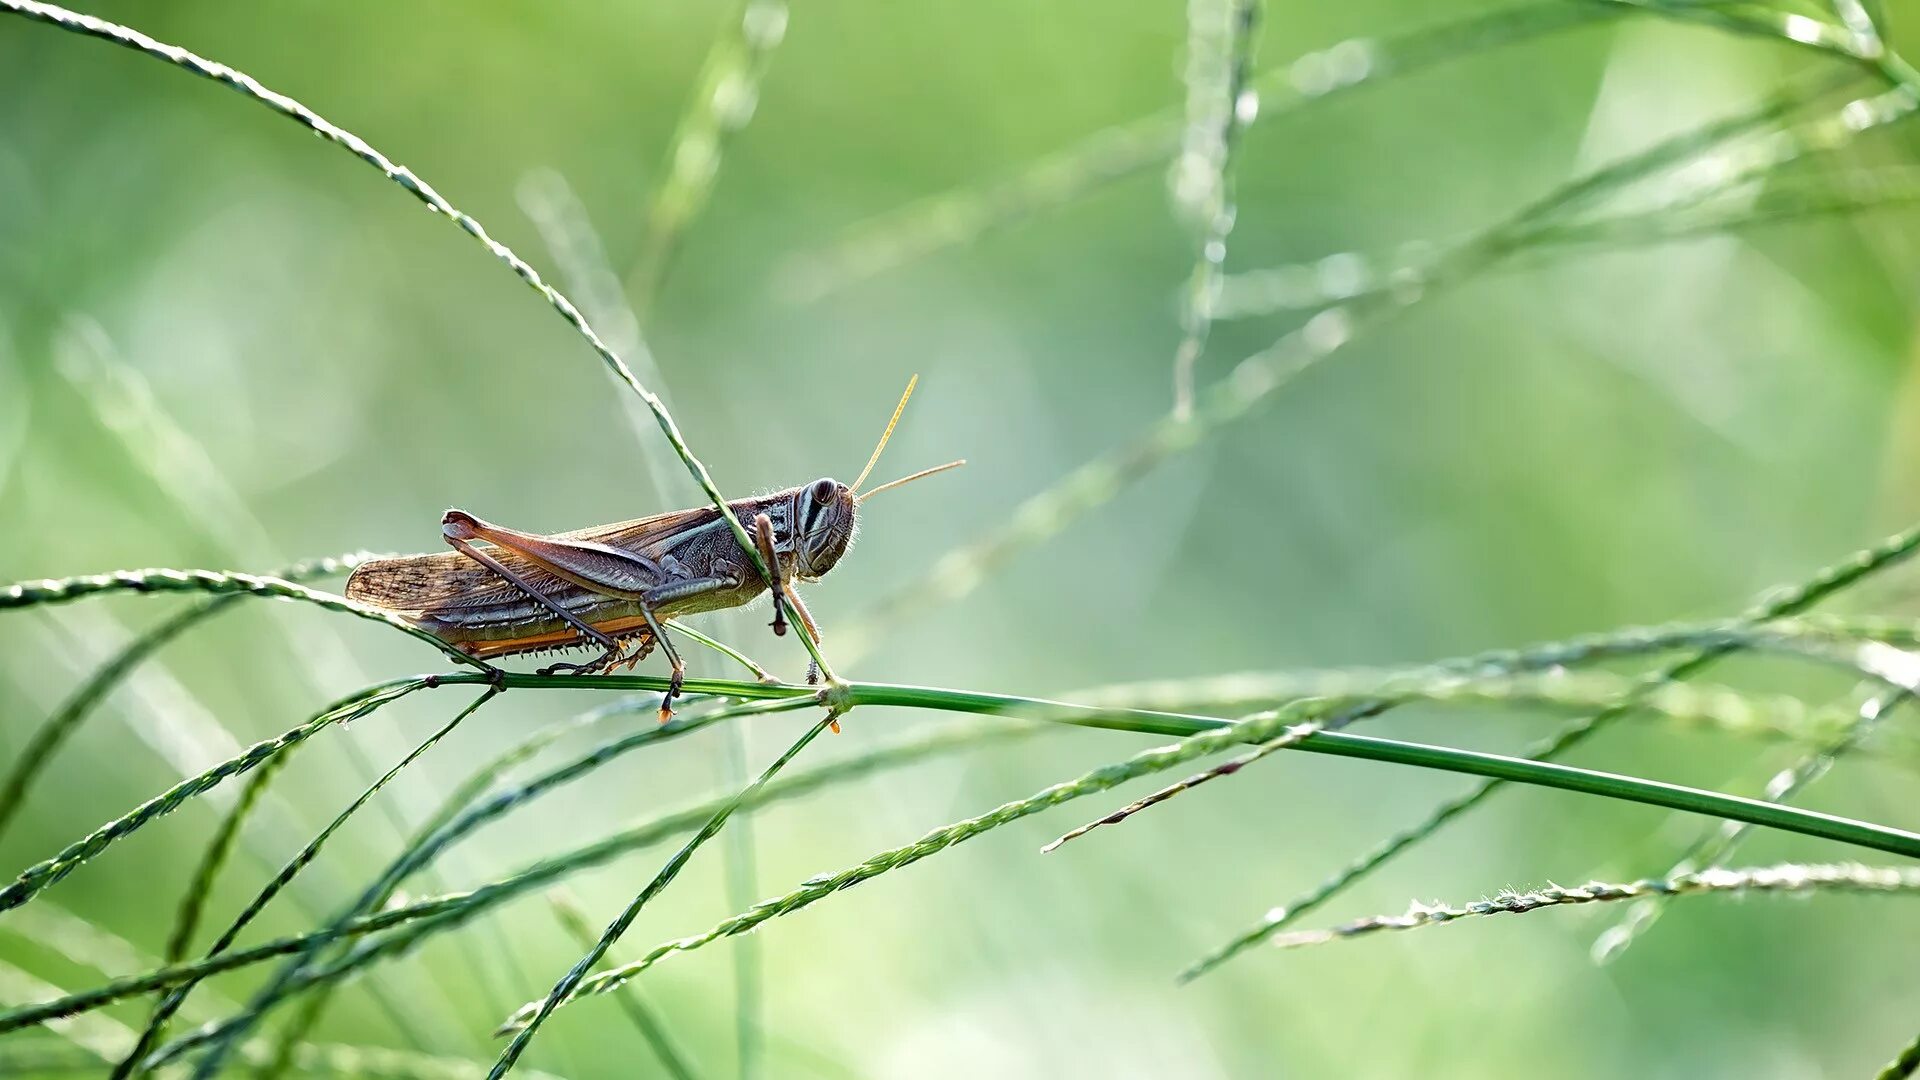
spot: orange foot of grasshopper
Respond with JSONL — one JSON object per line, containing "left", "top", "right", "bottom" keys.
{"left": 656, "top": 668, "right": 686, "bottom": 724}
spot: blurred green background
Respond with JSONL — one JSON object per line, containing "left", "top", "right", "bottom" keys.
{"left": 4, "top": 1, "right": 1920, "bottom": 1076}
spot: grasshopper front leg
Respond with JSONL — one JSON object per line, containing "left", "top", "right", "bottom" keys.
{"left": 751, "top": 512, "right": 826, "bottom": 685}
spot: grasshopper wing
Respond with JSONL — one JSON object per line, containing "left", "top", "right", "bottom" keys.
{"left": 346, "top": 506, "right": 722, "bottom": 613}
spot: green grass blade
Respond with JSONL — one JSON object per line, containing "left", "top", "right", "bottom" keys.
{"left": 487, "top": 713, "right": 838, "bottom": 1076}
{"left": 778, "top": 2, "right": 1636, "bottom": 301}
{"left": 1264, "top": 862, "right": 1920, "bottom": 950}
{"left": 0, "top": 0, "right": 819, "bottom": 666}
{"left": 8, "top": 722, "right": 1040, "bottom": 1045}
{"left": 834, "top": 74, "right": 1882, "bottom": 661}
{"left": 114, "top": 690, "right": 497, "bottom": 1076}
{"left": 0, "top": 597, "right": 237, "bottom": 842}
{"left": 493, "top": 691, "right": 1920, "bottom": 1028}
{"left": 627, "top": 0, "right": 790, "bottom": 313}
{"left": 1179, "top": 519, "right": 1920, "bottom": 981}
{"left": 1588, "top": 688, "right": 1912, "bottom": 963}
{"left": 179, "top": 696, "right": 814, "bottom": 1075}
{"left": 547, "top": 888, "right": 701, "bottom": 1080}
{"left": 0, "top": 678, "right": 428, "bottom": 914}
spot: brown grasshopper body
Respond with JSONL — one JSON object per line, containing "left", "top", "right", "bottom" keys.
{"left": 347, "top": 483, "right": 850, "bottom": 662}
{"left": 345, "top": 378, "right": 958, "bottom": 720}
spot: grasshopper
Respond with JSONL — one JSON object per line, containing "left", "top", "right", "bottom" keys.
{"left": 345, "top": 377, "right": 960, "bottom": 721}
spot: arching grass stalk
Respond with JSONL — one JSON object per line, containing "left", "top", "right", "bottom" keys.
{"left": 0, "top": 0, "right": 825, "bottom": 675}
{"left": 0, "top": 677, "right": 428, "bottom": 914}
{"left": 485, "top": 712, "right": 839, "bottom": 1077}
{"left": 182, "top": 695, "right": 816, "bottom": 1076}
{"left": 493, "top": 688, "right": 1920, "bottom": 1031}
{"left": 1262, "top": 863, "right": 1920, "bottom": 951}
{"left": 4, "top": 720, "right": 1044, "bottom": 1037}
{"left": 113, "top": 689, "right": 500, "bottom": 1078}
{"left": 0, "top": 564, "right": 477, "bottom": 668}
{"left": 1589, "top": 688, "right": 1912, "bottom": 964}
{"left": 1180, "top": 519, "right": 1920, "bottom": 981}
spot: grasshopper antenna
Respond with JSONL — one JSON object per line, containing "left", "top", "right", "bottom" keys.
{"left": 850, "top": 374, "right": 919, "bottom": 495}
{"left": 857, "top": 459, "right": 966, "bottom": 503}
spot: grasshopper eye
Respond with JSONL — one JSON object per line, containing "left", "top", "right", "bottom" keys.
{"left": 811, "top": 478, "right": 837, "bottom": 504}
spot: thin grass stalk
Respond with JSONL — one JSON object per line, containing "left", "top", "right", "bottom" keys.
{"left": 487, "top": 712, "right": 840, "bottom": 1076}
{"left": 0, "top": 541, "right": 470, "bottom": 1030}
{"left": 0, "top": 596, "right": 235, "bottom": 842}
{"left": 1043, "top": 713, "right": 1331, "bottom": 852}
{"left": 1877, "top": 1026, "right": 1920, "bottom": 1080}
{"left": 521, "top": 164, "right": 769, "bottom": 1074}
{"left": 157, "top": 745, "right": 301, "bottom": 964}
{"left": 776, "top": 3, "right": 1641, "bottom": 300}
{"left": 1588, "top": 688, "right": 1911, "bottom": 964}
{"left": 1067, "top": 647, "right": 1902, "bottom": 746}
{"left": 715, "top": 716, "right": 761, "bottom": 1080}
{"left": 1044, "top": 646, "right": 1920, "bottom": 846}
{"left": 0, "top": 0, "right": 825, "bottom": 675}
{"left": 241, "top": 690, "right": 521, "bottom": 1080}
{"left": 5, "top": 610, "right": 1914, "bottom": 1042}
{"left": 835, "top": 71, "right": 1882, "bottom": 660}
{"left": 547, "top": 888, "right": 700, "bottom": 1080}
{"left": 494, "top": 695, "right": 1920, "bottom": 1029}
{"left": 29, "top": 723, "right": 1041, "bottom": 1047}
{"left": 1829, "top": 0, "right": 1884, "bottom": 55}
{"left": 0, "top": 564, "right": 478, "bottom": 668}
{"left": 338, "top": 668, "right": 1920, "bottom": 863}
{"left": 517, "top": 168, "right": 697, "bottom": 518}
{"left": 1500, "top": 171, "right": 1920, "bottom": 253}
{"left": 0, "top": 905, "right": 502, "bottom": 1080}
{"left": 79, "top": 668, "right": 1920, "bottom": 1059}
{"left": 0, "top": 958, "right": 562, "bottom": 1080}
{"left": 1217, "top": 63, "right": 1864, "bottom": 321}
{"left": 1170, "top": 0, "right": 1262, "bottom": 417}
{"left": 627, "top": 0, "right": 790, "bottom": 312}
{"left": 183, "top": 696, "right": 815, "bottom": 1075}
{"left": 1263, "top": 863, "right": 1920, "bottom": 950}
{"left": 113, "top": 690, "right": 499, "bottom": 1077}
{"left": 0, "top": 678, "right": 428, "bottom": 914}
{"left": 1220, "top": 151, "right": 1920, "bottom": 319}
{"left": 1180, "top": 519, "right": 1920, "bottom": 981}
{"left": 783, "top": 2, "right": 1872, "bottom": 301}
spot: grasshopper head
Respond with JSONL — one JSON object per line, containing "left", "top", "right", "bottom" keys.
{"left": 794, "top": 477, "right": 856, "bottom": 581}
{"left": 786, "top": 375, "right": 964, "bottom": 582}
